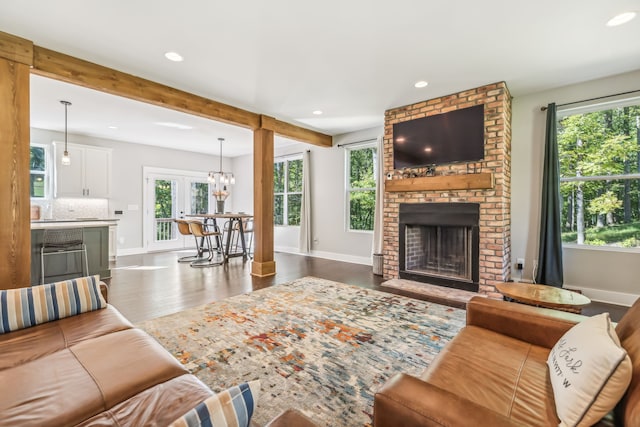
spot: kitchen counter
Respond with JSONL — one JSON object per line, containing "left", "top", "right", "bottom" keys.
{"left": 31, "top": 218, "right": 119, "bottom": 229}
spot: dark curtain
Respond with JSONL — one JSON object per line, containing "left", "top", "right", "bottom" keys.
{"left": 536, "top": 103, "right": 564, "bottom": 287}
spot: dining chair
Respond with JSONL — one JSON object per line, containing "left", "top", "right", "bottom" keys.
{"left": 188, "top": 221, "right": 224, "bottom": 267}
{"left": 174, "top": 219, "right": 203, "bottom": 263}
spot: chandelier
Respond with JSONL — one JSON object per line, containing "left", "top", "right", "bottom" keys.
{"left": 208, "top": 137, "right": 235, "bottom": 201}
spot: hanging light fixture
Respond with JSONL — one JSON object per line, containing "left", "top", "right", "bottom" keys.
{"left": 208, "top": 137, "right": 235, "bottom": 205}
{"left": 60, "top": 100, "right": 72, "bottom": 166}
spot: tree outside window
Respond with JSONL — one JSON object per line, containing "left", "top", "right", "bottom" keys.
{"left": 347, "top": 145, "right": 377, "bottom": 231}
{"left": 274, "top": 158, "right": 302, "bottom": 226}
{"left": 30, "top": 145, "right": 47, "bottom": 198}
{"left": 558, "top": 100, "right": 640, "bottom": 248}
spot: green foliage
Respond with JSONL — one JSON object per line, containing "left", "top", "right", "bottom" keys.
{"left": 155, "top": 179, "right": 174, "bottom": 219}
{"left": 190, "top": 182, "right": 209, "bottom": 214}
{"left": 562, "top": 221, "right": 640, "bottom": 247}
{"left": 273, "top": 159, "right": 302, "bottom": 226}
{"left": 585, "top": 238, "right": 606, "bottom": 246}
{"left": 558, "top": 103, "right": 640, "bottom": 245}
{"left": 349, "top": 147, "right": 377, "bottom": 231}
{"left": 30, "top": 146, "right": 45, "bottom": 171}
{"left": 586, "top": 191, "right": 622, "bottom": 217}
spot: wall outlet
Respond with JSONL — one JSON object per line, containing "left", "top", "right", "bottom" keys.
{"left": 516, "top": 258, "right": 525, "bottom": 270}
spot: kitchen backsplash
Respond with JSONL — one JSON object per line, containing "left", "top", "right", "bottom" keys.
{"left": 32, "top": 198, "right": 109, "bottom": 220}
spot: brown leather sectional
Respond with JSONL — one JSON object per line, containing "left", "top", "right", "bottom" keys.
{"left": 0, "top": 295, "right": 314, "bottom": 426}
{"left": 374, "top": 296, "right": 640, "bottom": 426}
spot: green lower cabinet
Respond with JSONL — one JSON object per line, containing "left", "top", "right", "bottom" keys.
{"left": 31, "top": 226, "right": 111, "bottom": 286}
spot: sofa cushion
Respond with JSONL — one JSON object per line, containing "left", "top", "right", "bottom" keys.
{"left": 421, "top": 325, "right": 559, "bottom": 425}
{"left": 548, "top": 313, "right": 632, "bottom": 427}
{"left": 76, "top": 374, "right": 214, "bottom": 427}
{"left": 0, "top": 275, "right": 106, "bottom": 334}
{"left": 0, "top": 348, "right": 106, "bottom": 427}
{"left": 170, "top": 381, "right": 260, "bottom": 427}
{"left": 70, "top": 328, "right": 188, "bottom": 409}
{"left": 0, "top": 305, "right": 132, "bottom": 371}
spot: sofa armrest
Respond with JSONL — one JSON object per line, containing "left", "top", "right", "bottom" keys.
{"left": 466, "top": 296, "right": 586, "bottom": 348}
{"left": 374, "top": 373, "right": 522, "bottom": 427}
{"left": 99, "top": 281, "right": 109, "bottom": 303}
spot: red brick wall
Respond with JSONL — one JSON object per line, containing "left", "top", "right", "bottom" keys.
{"left": 383, "top": 82, "right": 511, "bottom": 296}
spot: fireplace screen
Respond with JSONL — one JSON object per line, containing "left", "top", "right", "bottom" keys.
{"left": 405, "top": 225, "right": 472, "bottom": 282}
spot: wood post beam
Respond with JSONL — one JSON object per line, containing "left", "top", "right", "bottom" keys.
{"left": 251, "top": 127, "right": 276, "bottom": 277}
{"left": 260, "top": 115, "right": 332, "bottom": 147}
{"left": 0, "top": 32, "right": 32, "bottom": 288}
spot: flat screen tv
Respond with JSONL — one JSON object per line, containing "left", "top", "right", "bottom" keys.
{"left": 392, "top": 104, "right": 484, "bottom": 169}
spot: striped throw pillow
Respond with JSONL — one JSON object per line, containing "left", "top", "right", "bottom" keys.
{"left": 170, "top": 381, "right": 260, "bottom": 427}
{"left": 0, "top": 275, "right": 107, "bottom": 334}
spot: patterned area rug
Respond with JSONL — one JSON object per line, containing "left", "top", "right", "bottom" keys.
{"left": 137, "top": 277, "right": 466, "bottom": 426}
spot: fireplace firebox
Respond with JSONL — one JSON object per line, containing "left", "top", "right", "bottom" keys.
{"left": 399, "top": 203, "right": 479, "bottom": 292}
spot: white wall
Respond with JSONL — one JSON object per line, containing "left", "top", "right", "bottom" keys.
{"left": 511, "top": 69, "right": 640, "bottom": 305}
{"left": 31, "top": 128, "right": 231, "bottom": 253}
{"left": 232, "top": 126, "right": 383, "bottom": 265}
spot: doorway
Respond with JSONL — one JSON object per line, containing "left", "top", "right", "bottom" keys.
{"left": 143, "top": 167, "right": 212, "bottom": 252}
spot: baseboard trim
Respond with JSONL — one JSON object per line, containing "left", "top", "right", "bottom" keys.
{"left": 275, "top": 246, "right": 372, "bottom": 266}
{"left": 563, "top": 284, "right": 638, "bottom": 307}
{"left": 117, "top": 247, "right": 147, "bottom": 256}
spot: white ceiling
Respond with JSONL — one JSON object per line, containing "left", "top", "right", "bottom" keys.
{"left": 1, "top": 1, "right": 640, "bottom": 156}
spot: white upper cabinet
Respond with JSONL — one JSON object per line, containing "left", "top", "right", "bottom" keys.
{"left": 53, "top": 142, "right": 112, "bottom": 198}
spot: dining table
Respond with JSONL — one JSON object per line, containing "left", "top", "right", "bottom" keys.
{"left": 185, "top": 213, "right": 253, "bottom": 262}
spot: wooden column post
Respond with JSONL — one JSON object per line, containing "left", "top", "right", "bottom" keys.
{"left": 0, "top": 32, "right": 33, "bottom": 288}
{"left": 251, "top": 127, "right": 276, "bottom": 277}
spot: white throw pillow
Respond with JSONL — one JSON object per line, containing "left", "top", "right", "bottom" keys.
{"left": 547, "top": 313, "right": 632, "bottom": 427}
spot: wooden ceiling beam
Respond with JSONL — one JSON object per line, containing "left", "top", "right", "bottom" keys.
{"left": 261, "top": 115, "right": 332, "bottom": 147}
{"left": 33, "top": 46, "right": 261, "bottom": 129}
{"left": 0, "top": 31, "right": 33, "bottom": 66}
{"left": 32, "top": 45, "right": 333, "bottom": 146}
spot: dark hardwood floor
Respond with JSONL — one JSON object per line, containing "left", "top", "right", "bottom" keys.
{"left": 106, "top": 250, "right": 628, "bottom": 323}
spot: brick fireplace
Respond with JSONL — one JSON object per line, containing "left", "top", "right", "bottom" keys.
{"left": 383, "top": 82, "right": 511, "bottom": 297}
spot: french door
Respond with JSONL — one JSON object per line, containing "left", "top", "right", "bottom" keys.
{"left": 144, "top": 168, "right": 211, "bottom": 252}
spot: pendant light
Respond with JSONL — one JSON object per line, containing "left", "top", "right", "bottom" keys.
{"left": 208, "top": 138, "right": 235, "bottom": 201}
{"left": 60, "top": 100, "right": 72, "bottom": 166}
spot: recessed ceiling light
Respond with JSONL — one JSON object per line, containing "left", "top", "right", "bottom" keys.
{"left": 313, "top": 110, "right": 323, "bottom": 115}
{"left": 107, "top": 126, "right": 118, "bottom": 130}
{"left": 607, "top": 11, "right": 636, "bottom": 26}
{"left": 164, "top": 51, "right": 184, "bottom": 62}
{"left": 154, "top": 121, "right": 193, "bottom": 130}
{"left": 414, "top": 81, "right": 429, "bottom": 88}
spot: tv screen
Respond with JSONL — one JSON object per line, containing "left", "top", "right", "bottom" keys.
{"left": 392, "top": 104, "right": 484, "bottom": 169}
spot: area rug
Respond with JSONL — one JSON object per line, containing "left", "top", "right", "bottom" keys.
{"left": 380, "top": 278, "right": 485, "bottom": 309}
{"left": 137, "top": 276, "right": 466, "bottom": 426}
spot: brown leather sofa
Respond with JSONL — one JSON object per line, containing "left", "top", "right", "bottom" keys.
{"left": 0, "top": 285, "right": 315, "bottom": 426}
{"left": 374, "top": 296, "right": 640, "bottom": 427}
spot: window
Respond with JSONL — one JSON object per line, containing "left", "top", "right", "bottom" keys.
{"left": 558, "top": 98, "right": 640, "bottom": 249}
{"left": 274, "top": 157, "right": 302, "bottom": 226}
{"left": 346, "top": 144, "right": 377, "bottom": 231}
{"left": 30, "top": 144, "right": 48, "bottom": 199}
{"left": 190, "top": 181, "right": 210, "bottom": 214}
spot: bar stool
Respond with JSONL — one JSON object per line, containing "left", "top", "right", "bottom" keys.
{"left": 174, "top": 219, "right": 203, "bottom": 263}
{"left": 40, "top": 228, "right": 89, "bottom": 284}
{"left": 188, "top": 221, "right": 224, "bottom": 267}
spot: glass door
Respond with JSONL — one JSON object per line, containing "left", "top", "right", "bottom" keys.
{"left": 145, "top": 171, "right": 211, "bottom": 252}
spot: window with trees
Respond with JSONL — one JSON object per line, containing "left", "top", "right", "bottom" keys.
{"left": 558, "top": 99, "right": 640, "bottom": 249}
{"left": 346, "top": 144, "right": 377, "bottom": 231}
{"left": 274, "top": 157, "right": 302, "bottom": 226}
{"left": 30, "top": 144, "right": 48, "bottom": 199}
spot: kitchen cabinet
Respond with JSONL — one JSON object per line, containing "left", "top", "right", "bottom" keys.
{"left": 31, "top": 225, "right": 111, "bottom": 285}
{"left": 54, "top": 142, "right": 112, "bottom": 198}
{"left": 109, "top": 225, "right": 117, "bottom": 261}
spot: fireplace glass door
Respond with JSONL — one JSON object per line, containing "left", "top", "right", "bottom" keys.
{"left": 405, "top": 225, "right": 472, "bottom": 282}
